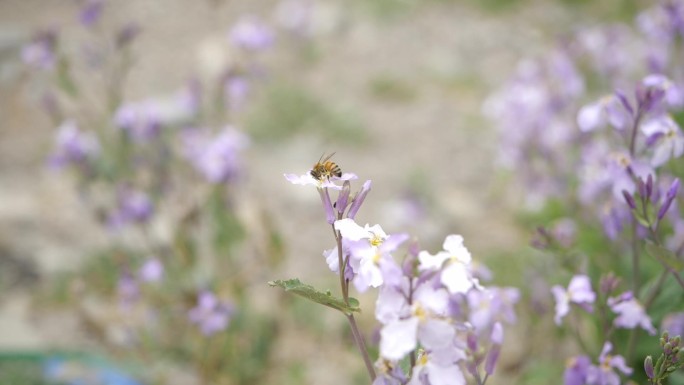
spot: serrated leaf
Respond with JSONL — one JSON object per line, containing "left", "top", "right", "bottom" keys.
{"left": 645, "top": 242, "right": 684, "bottom": 271}
{"left": 268, "top": 278, "right": 361, "bottom": 315}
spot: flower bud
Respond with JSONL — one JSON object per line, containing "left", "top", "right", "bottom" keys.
{"left": 318, "top": 188, "right": 335, "bottom": 224}
{"left": 646, "top": 174, "right": 654, "bottom": 199}
{"left": 347, "top": 180, "right": 371, "bottom": 219}
{"left": 622, "top": 190, "right": 637, "bottom": 210}
{"left": 673, "top": 336, "right": 681, "bottom": 348}
{"left": 644, "top": 355, "right": 654, "bottom": 379}
{"left": 665, "top": 342, "right": 673, "bottom": 355}
{"left": 485, "top": 345, "right": 501, "bottom": 375}
{"left": 336, "top": 181, "right": 351, "bottom": 217}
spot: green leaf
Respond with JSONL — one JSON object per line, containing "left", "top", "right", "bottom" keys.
{"left": 645, "top": 242, "right": 684, "bottom": 271}
{"left": 268, "top": 279, "right": 361, "bottom": 315}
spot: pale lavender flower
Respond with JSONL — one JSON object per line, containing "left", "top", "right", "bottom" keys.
{"left": 641, "top": 115, "right": 684, "bottom": 167}
{"left": 608, "top": 291, "right": 656, "bottom": 335}
{"left": 224, "top": 75, "right": 249, "bottom": 111}
{"left": 564, "top": 355, "right": 591, "bottom": 385}
{"left": 408, "top": 349, "right": 466, "bottom": 385}
{"left": 467, "top": 287, "right": 520, "bottom": 333}
{"left": 551, "top": 275, "right": 596, "bottom": 325}
{"left": 334, "top": 218, "right": 408, "bottom": 291}
{"left": 638, "top": 74, "right": 683, "bottom": 111}
{"left": 586, "top": 342, "right": 633, "bottom": 385}
{"left": 22, "top": 30, "right": 57, "bottom": 70}
{"left": 373, "top": 360, "right": 406, "bottom": 385}
{"left": 484, "top": 322, "right": 503, "bottom": 375}
{"left": 577, "top": 95, "right": 632, "bottom": 132}
{"left": 79, "top": 0, "right": 104, "bottom": 27}
{"left": 114, "top": 101, "right": 161, "bottom": 143}
{"left": 138, "top": 257, "right": 163, "bottom": 283}
{"left": 48, "top": 120, "right": 100, "bottom": 169}
{"left": 284, "top": 171, "right": 357, "bottom": 190}
{"left": 348, "top": 180, "right": 372, "bottom": 219}
{"left": 378, "top": 283, "right": 458, "bottom": 361}
{"left": 418, "top": 235, "right": 479, "bottom": 295}
{"left": 117, "top": 272, "right": 139, "bottom": 308}
{"left": 661, "top": 312, "right": 684, "bottom": 337}
{"left": 229, "top": 16, "right": 274, "bottom": 52}
{"left": 108, "top": 188, "right": 153, "bottom": 229}
{"left": 188, "top": 291, "right": 234, "bottom": 336}
{"left": 184, "top": 127, "right": 250, "bottom": 183}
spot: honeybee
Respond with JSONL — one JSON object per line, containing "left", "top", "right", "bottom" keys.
{"left": 310, "top": 152, "right": 342, "bottom": 181}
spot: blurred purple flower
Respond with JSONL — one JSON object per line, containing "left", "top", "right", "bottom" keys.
{"left": 564, "top": 355, "right": 591, "bottom": 385}
{"left": 138, "top": 257, "right": 163, "bottom": 283}
{"left": 188, "top": 291, "right": 234, "bottom": 336}
{"left": 48, "top": 120, "right": 100, "bottom": 169}
{"left": 108, "top": 188, "right": 153, "bottom": 229}
{"left": 224, "top": 75, "right": 249, "bottom": 111}
{"left": 577, "top": 95, "right": 632, "bottom": 132}
{"left": 117, "top": 272, "right": 139, "bottom": 308}
{"left": 79, "top": 0, "right": 105, "bottom": 27}
{"left": 418, "top": 235, "right": 479, "bottom": 295}
{"left": 641, "top": 115, "right": 684, "bottom": 167}
{"left": 661, "top": 312, "right": 684, "bottom": 337}
{"left": 467, "top": 287, "right": 520, "bottom": 333}
{"left": 114, "top": 101, "right": 161, "bottom": 143}
{"left": 22, "top": 30, "right": 57, "bottom": 70}
{"left": 551, "top": 275, "right": 596, "bottom": 325}
{"left": 586, "top": 342, "right": 633, "bottom": 385}
{"left": 608, "top": 291, "right": 656, "bottom": 335}
{"left": 229, "top": 16, "right": 274, "bottom": 52}
{"left": 183, "top": 126, "right": 249, "bottom": 183}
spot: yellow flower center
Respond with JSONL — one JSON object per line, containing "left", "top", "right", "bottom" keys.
{"left": 370, "top": 233, "right": 384, "bottom": 247}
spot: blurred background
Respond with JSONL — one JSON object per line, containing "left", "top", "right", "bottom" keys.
{"left": 0, "top": 0, "right": 651, "bottom": 384}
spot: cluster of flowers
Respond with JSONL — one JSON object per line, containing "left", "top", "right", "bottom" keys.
{"left": 485, "top": 1, "right": 684, "bottom": 383}
{"left": 285, "top": 169, "right": 520, "bottom": 385}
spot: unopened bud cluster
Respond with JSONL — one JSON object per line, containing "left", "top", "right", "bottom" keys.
{"left": 645, "top": 331, "right": 684, "bottom": 384}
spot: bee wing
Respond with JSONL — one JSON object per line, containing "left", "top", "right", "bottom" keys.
{"left": 320, "top": 152, "right": 336, "bottom": 163}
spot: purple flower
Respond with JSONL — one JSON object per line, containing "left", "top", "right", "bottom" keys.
{"left": 564, "top": 355, "right": 591, "bottom": 385}
{"left": 79, "top": 0, "right": 105, "bottom": 27}
{"left": 577, "top": 95, "right": 631, "bottom": 132}
{"left": 467, "top": 287, "right": 520, "bottom": 333}
{"left": 334, "top": 218, "right": 408, "bottom": 292}
{"left": 224, "top": 75, "right": 249, "bottom": 111}
{"left": 108, "top": 188, "right": 153, "bottom": 229}
{"left": 551, "top": 275, "right": 596, "bottom": 325}
{"left": 408, "top": 349, "right": 466, "bottom": 385}
{"left": 48, "top": 120, "right": 100, "bottom": 169}
{"left": 661, "top": 312, "right": 684, "bottom": 337}
{"left": 586, "top": 342, "right": 633, "bottom": 385}
{"left": 117, "top": 272, "right": 139, "bottom": 308}
{"left": 641, "top": 115, "right": 684, "bottom": 167}
{"left": 418, "top": 235, "right": 479, "bottom": 294}
{"left": 22, "top": 30, "right": 57, "bottom": 70}
{"left": 284, "top": 171, "right": 358, "bottom": 190}
{"left": 608, "top": 291, "right": 656, "bottom": 335}
{"left": 114, "top": 101, "right": 161, "bottom": 143}
{"left": 188, "top": 291, "right": 234, "bottom": 336}
{"left": 184, "top": 127, "right": 249, "bottom": 183}
{"left": 138, "top": 257, "right": 163, "bottom": 283}
{"left": 229, "top": 16, "right": 274, "bottom": 52}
